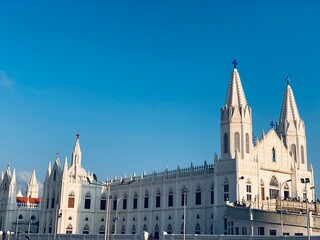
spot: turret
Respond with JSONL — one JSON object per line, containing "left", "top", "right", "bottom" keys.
{"left": 26, "top": 168, "right": 39, "bottom": 198}
{"left": 71, "top": 133, "right": 82, "bottom": 166}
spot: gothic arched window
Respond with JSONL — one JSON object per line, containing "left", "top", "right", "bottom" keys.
{"left": 224, "top": 133, "right": 228, "bottom": 153}
{"left": 66, "top": 224, "right": 73, "bottom": 234}
{"left": 68, "top": 191, "right": 75, "bottom": 208}
{"left": 291, "top": 144, "right": 297, "bottom": 162}
{"left": 99, "top": 225, "right": 105, "bottom": 234}
{"left": 195, "top": 184, "right": 201, "bottom": 205}
{"left": 301, "top": 145, "right": 305, "bottom": 164}
{"left": 83, "top": 224, "right": 89, "bottom": 234}
{"left": 195, "top": 223, "right": 201, "bottom": 234}
{"left": 84, "top": 192, "right": 91, "bottom": 209}
{"left": 245, "top": 133, "right": 250, "bottom": 153}
{"left": 156, "top": 189, "right": 161, "bottom": 208}
{"left": 272, "top": 148, "right": 276, "bottom": 162}
{"left": 168, "top": 188, "right": 173, "bottom": 207}
{"left": 269, "top": 176, "right": 279, "bottom": 199}
{"left": 235, "top": 132, "right": 240, "bottom": 152}
{"left": 100, "top": 193, "right": 106, "bottom": 210}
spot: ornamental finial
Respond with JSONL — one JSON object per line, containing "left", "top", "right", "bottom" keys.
{"left": 76, "top": 133, "right": 80, "bottom": 139}
{"left": 269, "top": 119, "right": 275, "bottom": 129}
{"left": 232, "top": 59, "right": 238, "bottom": 69}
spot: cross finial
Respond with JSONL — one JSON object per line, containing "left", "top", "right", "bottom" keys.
{"left": 269, "top": 119, "right": 275, "bottom": 129}
{"left": 56, "top": 152, "right": 59, "bottom": 159}
{"left": 286, "top": 76, "right": 290, "bottom": 86}
{"left": 232, "top": 59, "right": 238, "bottom": 69}
{"left": 76, "top": 133, "right": 80, "bottom": 139}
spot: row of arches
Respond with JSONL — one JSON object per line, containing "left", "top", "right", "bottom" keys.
{"left": 66, "top": 223, "right": 204, "bottom": 235}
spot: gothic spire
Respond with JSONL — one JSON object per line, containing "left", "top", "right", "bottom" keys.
{"left": 279, "top": 83, "right": 300, "bottom": 124}
{"left": 27, "top": 168, "right": 39, "bottom": 198}
{"left": 71, "top": 133, "right": 82, "bottom": 166}
{"left": 225, "top": 61, "right": 248, "bottom": 108}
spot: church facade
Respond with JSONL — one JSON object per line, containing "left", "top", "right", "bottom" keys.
{"left": 1, "top": 63, "right": 318, "bottom": 237}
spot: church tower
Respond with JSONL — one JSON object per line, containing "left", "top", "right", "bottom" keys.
{"left": 276, "top": 80, "right": 307, "bottom": 170}
{"left": 220, "top": 60, "right": 252, "bottom": 161}
{"left": 26, "top": 168, "right": 39, "bottom": 198}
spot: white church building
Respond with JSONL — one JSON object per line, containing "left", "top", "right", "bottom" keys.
{"left": 2, "top": 62, "right": 319, "bottom": 237}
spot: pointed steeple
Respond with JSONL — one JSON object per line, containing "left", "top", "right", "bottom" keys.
{"left": 10, "top": 168, "right": 16, "bottom": 186}
{"left": 63, "top": 157, "right": 68, "bottom": 178}
{"left": 221, "top": 61, "right": 252, "bottom": 161}
{"left": 278, "top": 82, "right": 301, "bottom": 125}
{"left": 45, "top": 161, "right": 52, "bottom": 180}
{"left": 225, "top": 64, "right": 248, "bottom": 108}
{"left": 276, "top": 80, "right": 307, "bottom": 170}
{"left": 27, "top": 168, "right": 39, "bottom": 198}
{"left": 71, "top": 133, "right": 82, "bottom": 166}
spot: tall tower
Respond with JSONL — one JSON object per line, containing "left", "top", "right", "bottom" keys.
{"left": 276, "top": 80, "right": 307, "bottom": 170}
{"left": 220, "top": 60, "right": 252, "bottom": 161}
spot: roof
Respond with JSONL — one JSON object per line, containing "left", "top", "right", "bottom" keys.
{"left": 16, "top": 196, "right": 42, "bottom": 204}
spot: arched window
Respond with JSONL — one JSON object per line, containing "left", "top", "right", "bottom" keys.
{"left": 84, "top": 192, "right": 91, "bottom": 209}
{"left": 291, "top": 144, "right": 297, "bottom": 162}
{"left": 31, "top": 215, "right": 36, "bottom": 220}
{"left": 260, "top": 179, "right": 265, "bottom": 200}
{"left": 121, "top": 225, "right": 125, "bottom": 234}
{"left": 144, "top": 190, "right": 149, "bottom": 208}
{"left": 133, "top": 192, "right": 138, "bottom": 209}
{"left": 123, "top": 193, "right": 127, "bottom": 210}
{"left": 167, "top": 224, "right": 172, "bottom": 234}
{"left": 83, "top": 224, "right": 89, "bottom": 234}
{"left": 224, "top": 133, "right": 229, "bottom": 153}
{"left": 18, "top": 214, "right": 23, "bottom": 219}
{"left": 272, "top": 148, "right": 276, "bottom": 162}
{"left": 283, "top": 183, "right": 290, "bottom": 199}
{"left": 180, "top": 223, "right": 185, "bottom": 234}
{"left": 235, "top": 132, "right": 240, "bottom": 152}
{"left": 210, "top": 224, "right": 214, "bottom": 235}
{"left": 156, "top": 189, "right": 161, "bottom": 208}
{"left": 98, "top": 225, "right": 105, "bottom": 234}
{"left": 68, "top": 191, "right": 75, "bottom": 208}
{"left": 143, "top": 224, "right": 148, "bottom": 232}
{"left": 100, "top": 193, "right": 106, "bottom": 210}
{"left": 131, "top": 225, "right": 136, "bottom": 234}
{"left": 168, "top": 188, "right": 173, "bottom": 207}
{"left": 195, "top": 184, "right": 201, "bottom": 205}
{"left": 113, "top": 194, "right": 118, "bottom": 210}
{"left": 301, "top": 145, "right": 305, "bottom": 164}
{"left": 269, "top": 176, "right": 279, "bottom": 199}
{"left": 66, "top": 224, "right": 73, "bottom": 234}
{"left": 245, "top": 133, "right": 250, "bottom": 153}
{"left": 195, "top": 223, "right": 201, "bottom": 234}
{"left": 51, "top": 191, "right": 55, "bottom": 209}
{"left": 154, "top": 224, "right": 160, "bottom": 239}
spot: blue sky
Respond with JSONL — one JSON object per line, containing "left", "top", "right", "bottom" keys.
{"left": 0, "top": 1, "right": 320, "bottom": 195}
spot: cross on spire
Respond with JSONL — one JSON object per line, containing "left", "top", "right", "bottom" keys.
{"left": 76, "top": 133, "right": 80, "bottom": 139}
{"left": 232, "top": 59, "right": 238, "bottom": 69}
{"left": 269, "top": 119, "right": 275, "bottom": 129}
{"left": 286, "top": 76, "right": 290, "bottom": 86}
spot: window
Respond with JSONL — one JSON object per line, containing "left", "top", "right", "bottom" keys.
{"left": 167, "top": 224, "right": 172, "bottom": 234}
{"left": 245, "top": 133, "right": 250, "bottom": 153}
{"left": 31, "top": 215, "right": 36, "bottom": 220}
{"left": 113, "top": 195, "right": 118, "bottom": 210}
{"left": 68, "top": 192, "right": 75, "bottom": 208}
{"left": 291, "top": 144, "right": 297, "bottom": 162}
{"left": 156, "top": 189, "right": 161, "bottom": 208}
{"left": 210, "top": 184, "right": 214, "bottom": 204}
{"left": 272, "top": 148, "right": 276, "bottom": 162}
{"left": 133, "top": 192, "right": 138, "bottom": 209}
{"left": 224, "top": 179, "right": 229, "bottom": 201}
{"left": 51, "top": 191, "right": 55, "bottom": 209}
{"left": 83, "top": 224, "right": 89, "bottom": 234}
{"left": 270, "top": 230, "right": 277, "bottom": 235}
{"left": 154, "top": 224, "right": 160, "bottom": 239}
{"left": 181, "top": 188, "right": 187, "bottom": 206}
{"left": 235, "top": 132, "right": 240, "bottom": 152}
{"left": 257, "top": 227, "right": 264, "bottom": 235}
{"left": 68, "top": 216, "right": 72, "bottom": 220}
{"left": 123, "top": 194, "right": 127, "bottom": 210}
{"left": 168, "top": 188, "right": 173, "bottom": 207}
{"left": 46, "top": 198, "right": 49, "bottom": 209}
{"left": 66, "top": 224, "right": 73, "bottom": 234}
{"left": 246, "top": 179, "right": 252, "bottom": 201}
{"left": 269, "top": 176, "right": 279, "bottom": 199}
{"left": 98, "top": 225, "right": 105, "bottom": 234}
{"left": 53, "top": 170, "right": 56, "bottom": 181}
{"left": 241, "top": 227, "right": 247, "bottom": 235}
{"left": 195, "top": 223, "right": 201, "bottom": 234}
{"left": 100, "top": 194, "right": 106, "bottom": 210}
{"left": 224, "top": 133, "right": 228, "bottom": 153}
{"left": 301, "top": 145, "right": 305, "bottom": 164}
{"left": 84, "top": 192, "right": 91, "bottom": 209}
{"left": 121, "top": 225, "right": 125, "bottom": 234}
{"left": 131, "top": 225, "right": 136, "bottom": 234}
{"left": 144, "top": 191, "right": 149, "bottom": 208}
{"left": 18, "top": 214, "right": 23, "bottom": 219}
{"left": 143, "top": 224, "right": 147, "bottom": 232}
{"left": 195, "top": 185, "right": 201, "bottom": 205}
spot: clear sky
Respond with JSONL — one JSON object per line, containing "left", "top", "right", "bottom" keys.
{"left": 0, "top": 1, "right": 320, "bottom": 195}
